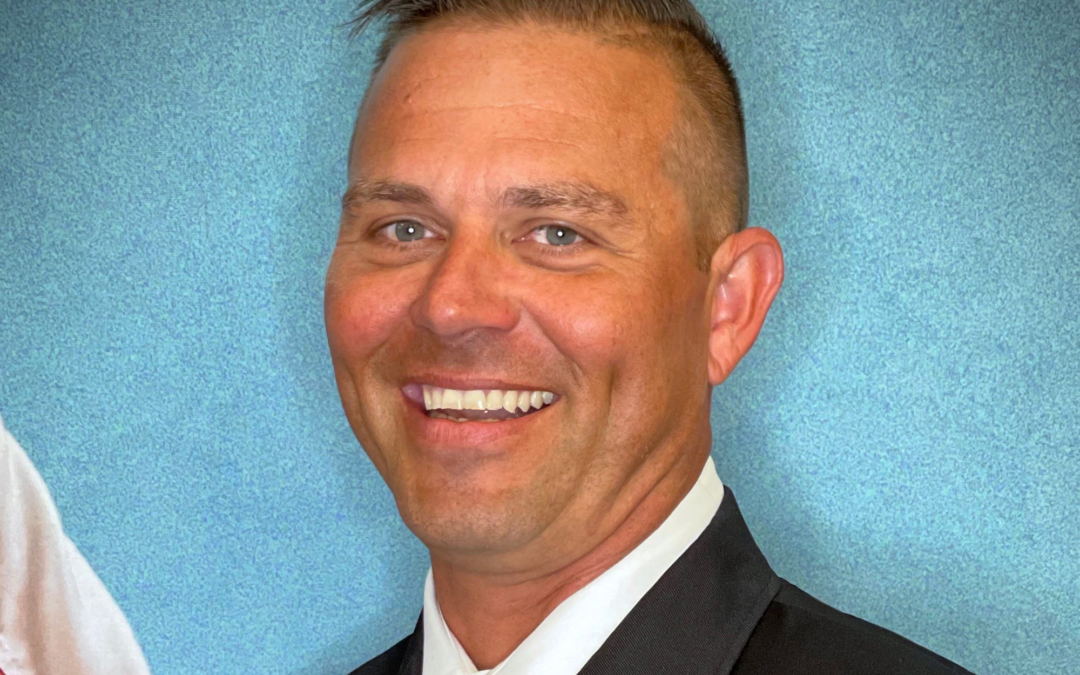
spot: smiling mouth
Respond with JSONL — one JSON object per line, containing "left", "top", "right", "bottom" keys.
{"left": 412, "top": 385, "right": 557, "bottom": 423}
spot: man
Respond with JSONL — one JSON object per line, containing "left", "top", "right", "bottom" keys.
{"left": 325, "top": 1, "right": 975, "bottom": 673}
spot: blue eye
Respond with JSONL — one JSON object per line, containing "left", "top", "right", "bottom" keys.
{"left": 542, "top": 225, "right": 580, "bottom": 246}
{"left": 390, "top": 221, "right": 427, "bottom": 242}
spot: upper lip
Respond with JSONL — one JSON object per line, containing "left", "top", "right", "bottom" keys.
{"left": 404, "top": 375, "right": 555, "bottom": 392}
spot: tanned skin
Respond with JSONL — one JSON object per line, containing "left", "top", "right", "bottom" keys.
{"left": 325, "top": 20, "right": 783, "bottom": 668}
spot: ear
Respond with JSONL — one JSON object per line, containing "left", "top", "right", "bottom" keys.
{"left": 706, "top": 227, "right": 785, "bottom": 386}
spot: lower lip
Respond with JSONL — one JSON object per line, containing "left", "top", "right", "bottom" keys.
{"left": 403, "top": 393, "right": 552, "bottom": 454}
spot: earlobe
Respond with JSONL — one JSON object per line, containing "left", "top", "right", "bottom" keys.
{"left": 706, "top": 228, "right": 785, "bottom": 386}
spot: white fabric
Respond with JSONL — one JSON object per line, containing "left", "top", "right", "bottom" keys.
{"left": 423, "top": 456, "right": 724, "bottom": 675}
{"left": 0, "top": 414, "right": 152, "bottom": 675}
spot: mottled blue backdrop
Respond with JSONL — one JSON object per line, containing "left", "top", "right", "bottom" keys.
{"left": 1, "top": 1, "right": 1077, "bottom": 673}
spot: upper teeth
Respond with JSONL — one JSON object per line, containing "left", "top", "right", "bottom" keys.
{"left": 422, "top": 386, "right": 555, "bottom": 413}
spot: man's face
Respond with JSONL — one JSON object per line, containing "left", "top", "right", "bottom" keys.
{"left": 325, "top": 22, "right": 715, "bottom": 565}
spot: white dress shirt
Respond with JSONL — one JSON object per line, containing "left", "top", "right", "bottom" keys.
{"left": 0, "top": 414, "right": 152, "bottom": 675}
{"left": 423, "top": 456, "right": 724, "bottom": 675}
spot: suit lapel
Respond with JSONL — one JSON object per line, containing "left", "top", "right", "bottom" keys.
{"left": 577, "top": 489, "right": 780, "bottom": 675}
{"left": 398, "top": 489, "right": 778, "bottom": 675}
{"left": 397, "top": 616, "right": 424, "bottom": 675}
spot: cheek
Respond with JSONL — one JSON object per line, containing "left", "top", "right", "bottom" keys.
{"left": 527, "top": 273, "right": 661, "bottom": 385}
{"left": 324, "top": 256, "right": 418, "bottom": 364}
{"left": 525, "top": 264, "right": 705, "bottom": 420}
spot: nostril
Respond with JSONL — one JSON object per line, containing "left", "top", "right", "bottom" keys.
{"left": 414, "top": 295, "right": 518, "bottom": 336}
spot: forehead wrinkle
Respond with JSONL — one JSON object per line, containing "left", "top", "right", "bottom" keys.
{"left": 354, "top": 103, "right": 628, "bottom": 162}
{"left": 382, "top": 102, "right": 614, "bottom": 129}
{"left": 490, "top": 136, "right": 584, "bottom": 150}
{"left": 369, "top": 22, "right": 683, "bottom": 128}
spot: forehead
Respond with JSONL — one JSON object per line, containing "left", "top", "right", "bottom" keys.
{"left": 350, "top": 22, "right": 683, "bottom": 200}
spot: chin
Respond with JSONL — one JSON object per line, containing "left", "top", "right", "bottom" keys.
{"left": 396, "top": 480, "right": 558, "bottom": 556}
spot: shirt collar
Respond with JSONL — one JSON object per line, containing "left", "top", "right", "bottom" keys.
{"left": 423, "top": 455, "right": 724, "bottom": 675}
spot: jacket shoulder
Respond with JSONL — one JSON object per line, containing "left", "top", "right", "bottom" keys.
{"left": 732, "top": 581, "right": 975, "bottom": 675}
{"left": 346, "top": 635, "right": 412, "bottom": 675}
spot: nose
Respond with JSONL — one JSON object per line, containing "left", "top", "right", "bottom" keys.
{"left": 410, "top": 232, "right": 520, "bottom": 337}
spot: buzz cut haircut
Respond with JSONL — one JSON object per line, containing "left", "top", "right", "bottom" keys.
{"left": 349, "top": 0, "right": 748, "bottom": 270}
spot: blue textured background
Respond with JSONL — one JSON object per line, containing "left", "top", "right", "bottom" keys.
{"left": 1, "top": 0, "right": 1077, "bottom": 673}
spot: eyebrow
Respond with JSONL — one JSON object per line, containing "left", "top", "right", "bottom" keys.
{"left": 342, "top": 180, "right": 433, "bottom": 209}
{"left": 342, "top": 179, "right": 631, "bottom": 222}
{"left": 498, "top": 181, "right": 630, "bottom": 219}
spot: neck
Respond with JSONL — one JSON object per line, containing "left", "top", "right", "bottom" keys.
{"left": 430, "top": 430, "right": 711, "bottom": 669}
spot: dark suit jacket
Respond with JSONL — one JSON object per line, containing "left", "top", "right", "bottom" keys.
{"left": 350, "top": 489, "right": 975, "bottom": 675}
